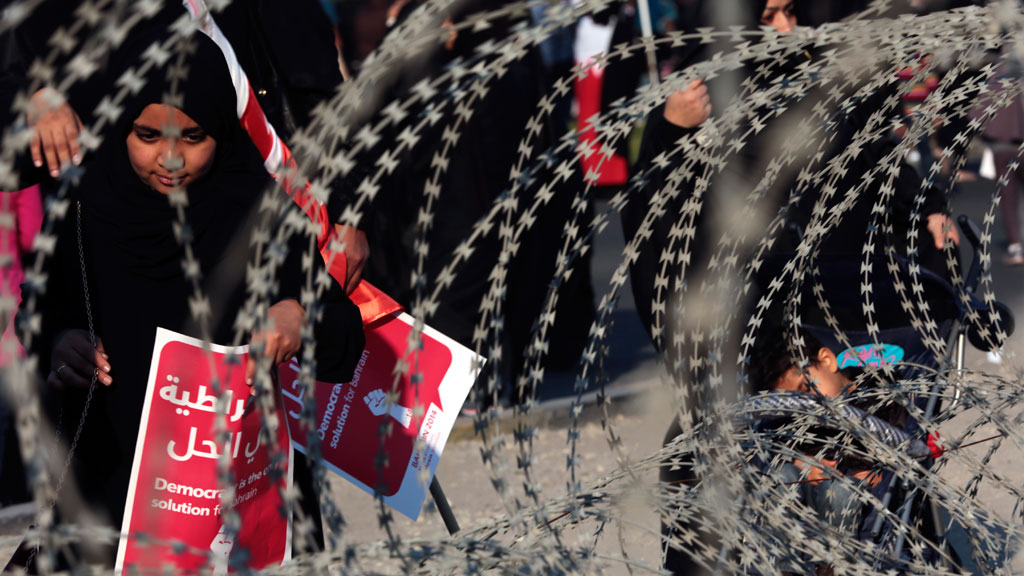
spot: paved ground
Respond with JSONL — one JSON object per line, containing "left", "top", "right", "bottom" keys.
{"left": 319, "top": 383, "right": 676, "bottom": 573}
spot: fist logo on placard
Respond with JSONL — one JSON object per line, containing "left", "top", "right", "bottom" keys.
{"left": 364, "top": 389, "right": 413, "bottom": 429}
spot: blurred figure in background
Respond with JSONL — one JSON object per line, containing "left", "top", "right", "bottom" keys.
{"left": 359, "top": 0, "right": 596, "bottom": 409}
{"left": 980, "top": 66, "right": 1024, "bottom": 265}
{"left": 0, "top": 185, "right": 42, "bottom": 507}
{"left": 530, "top": 0, "right": 578, "bottom": 135}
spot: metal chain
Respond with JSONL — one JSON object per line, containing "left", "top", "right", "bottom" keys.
{"left": 26, "top": 201, "right": 99, "bottom": 569}
{"left": 55, "top": 201, "right": 100, "bottom": 490}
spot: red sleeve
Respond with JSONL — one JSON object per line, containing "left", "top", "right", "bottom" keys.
{"left": 13, "top": 184, "right": 43, "bottom": 256}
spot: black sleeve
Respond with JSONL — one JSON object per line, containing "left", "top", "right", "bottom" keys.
{"left": 823, "top": 83, "right": 954, "bottom": 276}
{"left": 256, "top": 0, "right": 359, "bottom": 221}
{"left": 622, "top": 105, "right": 699, "bottom": 349}
{"left": 839, "top": 85, "right": 949, "bottom": 221}
{"left": 275, "top": 216, "right": 365, "bottom": 383}
{"left": 310, "top": 278, "right": 365, "bottom": 384}
{"left": 20, "top": 209, "right": 89, "bottom": 384}
{"left": 0, "top": 26, "right": 25, "bottom": 127}
{"left": 637, "top": 106, "right": 699, "bottom": 166}
{"left": 0, "top": 14, "right": 43, "bottom": 189}
{"left": 254, "top": 0, "right": 343, "bottom": 129}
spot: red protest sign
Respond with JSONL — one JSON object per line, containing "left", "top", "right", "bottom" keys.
{"left": 116, "top": 328, "right": 292, "bottom": 573}
{"left": 280, "top": 312, "right": 482, "bottom": 520}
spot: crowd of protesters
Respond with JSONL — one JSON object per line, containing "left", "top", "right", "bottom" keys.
{"left": 0, "top": 0, "right": 1020, "bottom": 573}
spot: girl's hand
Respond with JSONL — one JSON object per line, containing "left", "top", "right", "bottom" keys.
{"left": 246, "top": 299, "right": 305, "bottom": 388}
{"left": 49, "top": 330, "right": 111, "bottom": 388}
{"left": 334, "top": 223, "right": 369, "bottom": 294}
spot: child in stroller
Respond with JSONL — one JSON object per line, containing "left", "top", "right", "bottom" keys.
{"left": 747, "top": 325, "right": 920, "bottom": 575}
{"left": 740, "top": 217, "right": 1016, "bottom": 574}
{"left": 656, "top": 217, "right": 1015, "bottom": 574}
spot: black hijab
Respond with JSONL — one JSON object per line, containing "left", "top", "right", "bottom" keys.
{"left": 75, "top": 29, "right": 270, "bottom": 281}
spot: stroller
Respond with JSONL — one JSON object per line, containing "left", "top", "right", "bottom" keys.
{"left": 730, "top": 215, "right": 1017, "bottom": 574}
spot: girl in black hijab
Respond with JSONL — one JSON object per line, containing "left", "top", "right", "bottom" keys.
{"left": 32, "top": 29, "right": 363, "bottom": 563}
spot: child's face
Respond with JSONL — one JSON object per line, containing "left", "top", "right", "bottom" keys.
{"left": 773, "top": 347, "right": 850, "bottom": 397}
{"left": 126, "top": 104, "right": 216, "bottom": 194}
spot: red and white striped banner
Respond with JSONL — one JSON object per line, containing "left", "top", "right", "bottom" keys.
{"left": 182, "top": 0, "right": 400, "bottom": 325}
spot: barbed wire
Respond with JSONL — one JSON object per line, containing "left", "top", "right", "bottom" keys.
{"left": 1, "top": 0, "right": 1023, "bottom": 574}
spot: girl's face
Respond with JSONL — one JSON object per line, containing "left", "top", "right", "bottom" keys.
{"left": 126, "top": 104, "right": 216, "bottom": 194}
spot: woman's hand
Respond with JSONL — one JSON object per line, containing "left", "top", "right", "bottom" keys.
{"left": 28, "top": 88, "right": 83, "bottom": 178}
{"left": 49, "top": 329, "right": 112, "bottom": 389}
{"left": 246, "top": 299, "right": 305, "bottom": 388}
{"left": 664, "top": 79, "right": 712, "bottom": 129}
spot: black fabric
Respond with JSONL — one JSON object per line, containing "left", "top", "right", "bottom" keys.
{"left": 215, "top": 0, "right": 343, "bottom": 138}
{"left": 624, "top": 64, "right": 951, "bottom": 352}
{"left": 359, "top": 0, "right": 596, "bottom": 402}
{"left": 213, "top": 0, "right": 362, "bottom": 220}
{"left": 29, "top": 31, "right": 363, "bottom": 562}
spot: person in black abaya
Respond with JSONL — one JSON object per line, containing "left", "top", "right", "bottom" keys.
{"left": 27, "top": 32, "right": 363, "bottom": 567}
{"left": 624, "top": 2, "right": 961, "bottom": 573}
{"left": 361, "top": 0, "right": 596, "bottom": 407}
{"left": 626, "top": 0, "right": 958, "bottom": 355}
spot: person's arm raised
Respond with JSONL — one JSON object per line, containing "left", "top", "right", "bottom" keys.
{"left": 663, "top": 79, "right": 712, "bottom": 129}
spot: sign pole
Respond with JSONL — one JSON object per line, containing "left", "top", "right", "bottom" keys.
{"left": 430, "top": 477, "right": 460, "bottom": 535}
{"left": 636, "top": 0, "right": 660, "bottom": 87}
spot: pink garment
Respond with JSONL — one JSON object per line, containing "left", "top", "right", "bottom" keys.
{"left": 0, "top": 185, "right": 43, "bottom": 365}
